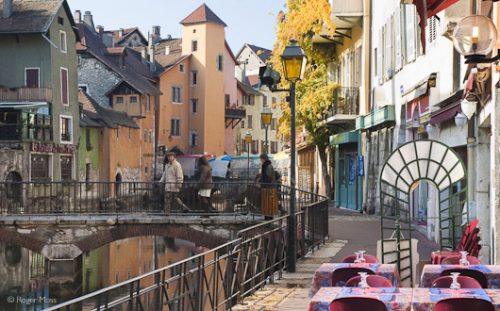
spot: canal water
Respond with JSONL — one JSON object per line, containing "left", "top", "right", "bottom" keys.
{"left": 0, "top": 236, "right": 205, "bottom": 310}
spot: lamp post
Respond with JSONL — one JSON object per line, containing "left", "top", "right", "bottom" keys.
{"left": 244, "top": 131, "right": 253, "bottom": 180}
{"left": 261, "top": 107, "right": 273, "bottom": 154}
{"left": 281, "top": 39, "right": 307, "bottom": 273}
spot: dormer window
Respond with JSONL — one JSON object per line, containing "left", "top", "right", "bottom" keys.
{"left": 165, "top": 46, "right": 170, "bottom": 55}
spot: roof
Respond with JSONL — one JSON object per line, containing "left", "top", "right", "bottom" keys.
{"left": 159, "top": 54, "right": 191, "bottom": 76}
{"left": 247, "top": 44, "right": 272, "bottom": 63}
{"left": 79, "top": 89, "right": 138, "bottom": 129}
{"left": 237, "top": 80, "right": 262, "bottom": 96}
{"left": 0, "top": 0, "right": 79, "bottom": 38}
{"left": 154, "top": 37, "right": 184, "bottom": 67}
{"left": 247, "top": 75, "right": 260, "bottom": 88}
{"left": 180, "top": 3, "right": 226, "bottom": 27}
{"left": 104, "top": 27, "right": 147, "bottom": 46}
{"left": 77, "top": 22, "right": 161, "bottom": 96}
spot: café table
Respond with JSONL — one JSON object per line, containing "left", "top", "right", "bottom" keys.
{"left": 420, "top": 264, "right": 500, "bottom": 288}
{"left": 310, "top": 263, "right": 400, "bottom": 297}
{"left": 308, "top": 287, "right": 413, "bottom": 311}
{"left": 411, "top": 288, "right": 500, "bottom": 311}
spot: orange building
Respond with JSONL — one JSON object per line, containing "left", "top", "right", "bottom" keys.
{"left": 154, "top": 4, "right": 231, "bottom": 156}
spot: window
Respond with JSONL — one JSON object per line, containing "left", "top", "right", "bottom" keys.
{"left": 225, "top": 94, "right": 230, "bottom": 106}
{"left": 85, "top": 163, "right": 91, "bottom": 184}
{"left": 31, "top": 154, "right": 50, "bottom": 181}
{"left": 191, "top": 40, "right": 198, "bottom": 52}
{"left": 115, "top": 96, "right": 124, "bottom": 104}
{"left": 146, "top": 96, "right": 150, "bottom": 111}
{"left": 251, "top": 140, "right": 259, "bottom": 154}
{"left": 427, "top": 16, "right": 438, "bottom": 44}
{"left": 60, "top": 31, "right": 67, "bottom": 53}
{"left": 190, "top": 71, "right": 198, "bottom": 86}
{"left": 247, "top": 115, "right": 253, "bottom": 129}
{"left": 60, "top": 116, "right": 72, "bottom": 143}
{"left": 271, "top": 118, "right": 277, "bottom": 131}
{"left": 272, "top": 97, "right": 277, "bottom": 105}
{"left": 190, "top": 131, "right": 198, "bottom": 147}
{"left": 60, "top": 156, "right": 72, "bottom": 181}
{"left": 25, "top": 68, "right": 40, "bottom": 88}
{"left": 216, "top": 54, "right": 223, "bottom": 71}
{"left": 179, "top": 64, "right": 184, "bottom": 72}
{"left": 86, "top": 128, "right": 92, "bottom": 151}
{"left": 29, "top": 112, "right": 52, "bottom": 141}
{"left": 191, "top": 99, "right": 198, "bottom": 113}
{"left": 171, "top": 118, "right": 180, "bottom": 136}
{"left": 129, "top": 96, "right": 138, "bottom": 104}
{"left": 60, "top": 68, "right": 69, "bottom": 105}
{"left": 271, "top": 141, "right": 278, "bottom": 154}
{"left": 404, "top": 4, "right": 417, "bottom": 64}
{"left": 263, "top": 96, "right": 268, "bottom": 107}
{"left": 78, "top": 84, "right": 88, "bottom": 94}
{"left": 250, "top": 95, "right": 255, "bottom": 105}
{"left": 172, "top": 86, "right": 182, "bottom": 103}
{"left": 58, "top": 17, "right": 64, "bottom": 25}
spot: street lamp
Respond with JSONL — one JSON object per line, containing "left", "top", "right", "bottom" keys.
{"left": 453, "top": 15, "right": 498, "bottom": 63}
{"left": 244, "top": 131, "right": 252, "bottom": 180}
{"left": 281, "top": 39, "right": 307, "bottom": 273}
{"left": 261, "top": 106, "right": 273, "bottom": 154}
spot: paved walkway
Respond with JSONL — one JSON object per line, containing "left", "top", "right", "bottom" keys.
{"left": 232, "top": 203, "right": 440, "bottom": 311}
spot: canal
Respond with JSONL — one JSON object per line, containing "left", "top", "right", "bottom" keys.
{"left": 0, "top": 236, "right": 206, "bottom": 310}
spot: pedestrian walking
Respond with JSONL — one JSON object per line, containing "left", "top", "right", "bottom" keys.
{"left": 258, "top": 154, "right": 278, "bottom": 218}
{"left": 198, "top": 156, "right": 215, "bottom": 212}
{"left": 159, "top": 152, "right": 184, "bottom": 213}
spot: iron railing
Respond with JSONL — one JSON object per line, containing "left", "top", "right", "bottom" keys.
{"left": 330, "top": 87, "right": 360, "bottom": 117}
{"left": 42, "top": 191, "right": 329, "bottom": 311}
{"left": 0, "top": 181, "right": 323, "bottom": 216}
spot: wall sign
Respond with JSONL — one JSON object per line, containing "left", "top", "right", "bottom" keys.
{"left": 31, "top": 142, "right": 75, "bottom": 154}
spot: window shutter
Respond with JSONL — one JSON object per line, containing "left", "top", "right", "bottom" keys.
{"left": 405, "top": 4, "right": 416, "bottom": 63}
{"left": 61, "top": 69, "right": 68, "bottom": 105}
{"left": 378, "top": 29, "right": 383, "bottom": 85}
{"left": 395, "top": 7, "right": 402, "bottom": 71}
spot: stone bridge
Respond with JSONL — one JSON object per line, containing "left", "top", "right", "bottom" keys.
{"left": 0, "top": 214, "right": 263, "bottom": 260}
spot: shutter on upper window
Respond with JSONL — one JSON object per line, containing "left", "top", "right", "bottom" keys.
{"left": 378, "top": 29, "right": 383, "bottom": 85}
{"left": 395, "top": 7, "right": 403, "bottom": 71}
{"left": 405, "top": 4, "right": 416, "bottom": 63}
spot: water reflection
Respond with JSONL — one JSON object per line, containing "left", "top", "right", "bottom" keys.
{"left": 0, "top": 237, "right": 205, "bottom": 310}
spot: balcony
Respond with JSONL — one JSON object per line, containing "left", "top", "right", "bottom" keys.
{"left": 0, "top": 111, "right": 52, "bottom": 142}
{"left": 0, "top": 87, "right": 53, "bottom": 103}
{"left": 324, "top": 87, "right": 359, "bottom": 125}
{"left": 225, "top": 105, "right": 246, "bottom": 129}
{"left": 331, "top": 0, "right": 363, "bottom": 16}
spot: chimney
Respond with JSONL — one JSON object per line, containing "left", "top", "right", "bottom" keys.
{"left": 118, "top": 28, "right": 124, "bottom": 38}
{"left": 96, "top": 25, "right": 104, "bottom": 34}
{"left": 3, "top": 0, "right": 13, "bottom": 18}
{"left": 83, "top": 11, "right": 95, "bottom": 29}
{"left": 73, "top": 10, "right": 81, "bottom": 24}
{"left": 148, "top": 32, "right": 156, "bottom": 72}
{"left": 152, "top": 26, "right": 160, "bottom": 37}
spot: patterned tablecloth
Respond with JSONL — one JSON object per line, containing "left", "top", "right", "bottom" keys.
{"left": 309, "top": 288, "right": 500, "bottom": 311}
{"left": 420, "top": 264, "right": 500, "bottom": 288}
{"left": 309, "top": 287, "right": 413, "bottom": 311}
{"left": 309, "top": 263, "right": 400, "bottom": 297}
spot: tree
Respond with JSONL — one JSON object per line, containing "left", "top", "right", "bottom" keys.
{"left": 270, "top": 0, "right": 351, "bottom": 196}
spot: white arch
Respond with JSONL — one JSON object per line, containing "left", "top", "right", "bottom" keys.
{"left": 381, "top": 140, "right": 466, "bottom": 193}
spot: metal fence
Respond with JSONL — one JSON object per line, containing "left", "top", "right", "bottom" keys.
{"left": 0, "top": 181, "right": 310, "bottom": 216}
{"left": 42, "top": 192, "right": 328, "bottom": 311}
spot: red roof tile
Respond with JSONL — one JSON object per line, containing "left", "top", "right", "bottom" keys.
{"left": 180, "top": 3, "right": 226, "bottom": 27}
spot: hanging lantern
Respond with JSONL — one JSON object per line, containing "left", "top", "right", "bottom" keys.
{"left": 453, "top": 15, "right": 497, "bottom": 58}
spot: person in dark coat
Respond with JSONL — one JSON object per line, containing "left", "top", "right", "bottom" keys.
{"left": 259, "top": 154, "right": 276, "bottom": 188}
{"left": 198, "top": 156, "right": 214, "bottom": 212}
{"left": 258, "top": 154, "right": 278, "bottom": 217}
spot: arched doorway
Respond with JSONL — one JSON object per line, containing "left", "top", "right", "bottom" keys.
{"left": 115, "top": 173, "right": 122, "bottom": 196}
{"left": 379, "top": 140, "right": 467, "bottom": 285}
{"left": 5, "top": 171, "right": 22, "bottom": 203}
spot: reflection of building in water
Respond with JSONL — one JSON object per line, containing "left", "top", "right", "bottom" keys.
{"left": 0, "top": 244, "right": 30, "bottom": 294}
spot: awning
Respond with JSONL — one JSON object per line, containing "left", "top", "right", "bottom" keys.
{"left": 430, "top": 98, "right": 461, "bottom": 125}
{"left": 404, "top": 0, "right": 459, "bottom": 53}
{"left": 0, "top": 102, "right": 48, "bottom": 110}
{"left": 401, "top": 73, "right": 436, "bottom": 101}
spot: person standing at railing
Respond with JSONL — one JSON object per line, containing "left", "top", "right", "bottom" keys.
{"left": 258, "top": 154, "right": 278, "bottom": 218}
{"left": 160, "top": 152, "right": 184, "bottom": 213}
{"left": 198, "top": 156, "right": 215, "bottom": 212}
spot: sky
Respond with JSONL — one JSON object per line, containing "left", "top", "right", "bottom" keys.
{"left": 66, "top": 0, "right": 286, "bottom": 53}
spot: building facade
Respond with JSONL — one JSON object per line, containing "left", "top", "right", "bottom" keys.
{"left": 0, "top": 0, "right": 80, "bottom": 183}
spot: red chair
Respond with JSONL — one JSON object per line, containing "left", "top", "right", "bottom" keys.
{"left": 345, "top": 275, "right": 393, "bottom": 287}
{"left": 441, "top": 255, "right": 481, "bottom": 265}
{"left": 341, "top": 254, "right": 379, "bottom": 263}
{"left": 431, "top": 275, "right": 482, "bottom": 288}
{"left": 432, "top": 220, "right": 480, "bottom": 264}
{"left": 434, "top": 298, "right": 494, "bottom": 311}
{"left": 440, "top": 269, "right": 488, "bottom": 288}
{"left": 331, "top": 267, "right": 374, "bottom": 287}
{"left": 330, "top": 297, "right": 387, "bottom": 311}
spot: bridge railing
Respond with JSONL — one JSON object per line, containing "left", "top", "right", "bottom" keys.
{"left": 0, "top": 181, "right": 316, "bottom": 216}
{"left": 42, "top": 190, "right": 329, "bottom": 311}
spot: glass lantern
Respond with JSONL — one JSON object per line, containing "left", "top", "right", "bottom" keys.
{"left": 453, "top": 15, "right": 497, "bottom": 57}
